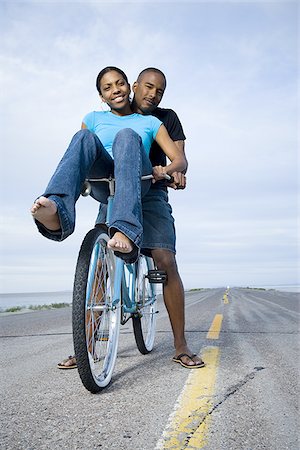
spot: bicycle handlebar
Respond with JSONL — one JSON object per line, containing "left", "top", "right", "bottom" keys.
{"left": 141, "top": 173, "right": 173, "bottom": 182}
{"left": 81, "top": 174, "right": 175, "bottom": 197}
{"left": 142, "top": 173, "right": 185, "bottom": 189}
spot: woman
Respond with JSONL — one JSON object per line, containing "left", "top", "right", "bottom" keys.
{"left": 31, "top": 66, "right": 186, "bottom": 262}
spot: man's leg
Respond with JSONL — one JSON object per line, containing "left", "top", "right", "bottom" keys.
{"left": 141, "top": 188, "right": 204, "bottom": 367}
{"left": 151, "top": 248, "right": 204, "bottom": 367}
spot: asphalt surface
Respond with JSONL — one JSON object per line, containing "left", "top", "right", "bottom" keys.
{"left": 1, "top": 288, "right": 299, "bottom": 449}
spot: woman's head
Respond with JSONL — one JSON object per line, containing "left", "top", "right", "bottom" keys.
{"left": 96, "top": 66, "right": 129, "bottom": 95}
{"left": 96, "top": 66, "right": 129, "bottom": 94}
{"left": 96, "top": 66, "right": 131, "bottom": 113}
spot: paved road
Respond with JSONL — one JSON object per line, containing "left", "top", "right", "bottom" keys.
{"left": 1, "top": 288, "right": 299, "bottom": 449}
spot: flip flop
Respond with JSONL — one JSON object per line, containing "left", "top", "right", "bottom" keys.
{"left": 172, "top": 353, "right": 205, "bottom": 369}
{"left": 57, "top": 355, "right": 77, "bottom": 369}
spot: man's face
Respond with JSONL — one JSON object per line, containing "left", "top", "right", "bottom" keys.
{"left": 132, "top": 72, "right": 166, "bottom": 114}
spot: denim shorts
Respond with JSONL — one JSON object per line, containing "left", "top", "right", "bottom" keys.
{"left": 95, "top": 187, "right": 176, "bottom": 254}
{"left": 141, "top": 188, "right": 176, "bottom": 254}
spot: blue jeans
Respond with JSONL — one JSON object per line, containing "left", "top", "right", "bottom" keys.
{"left": 35, "top": 128, "right": 152, "bottom": 254}
{"left": 96, "top": 187, "right": 176, "bottom": 255}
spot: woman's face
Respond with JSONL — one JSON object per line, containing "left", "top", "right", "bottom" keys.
{"left": 99, "top": 70, "right": 131, "bottom": 111}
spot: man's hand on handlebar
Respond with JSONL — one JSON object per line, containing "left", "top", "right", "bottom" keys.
{"left": 168, "top": 171, "right": 186, "bottom": 190}
{"left": 152, "top": 166, "right": 186, "bottom": 190}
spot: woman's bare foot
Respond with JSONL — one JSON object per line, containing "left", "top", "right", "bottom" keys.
{"left": 30, "top": 196, "right": 60, "bottom": 231}
{"left": 107, "top": 232, "right": 133, "bottom": 254}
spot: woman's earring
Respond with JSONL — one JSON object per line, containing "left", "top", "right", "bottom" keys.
{"left": 100, "top": 101, "right": 110, "bottom": 112}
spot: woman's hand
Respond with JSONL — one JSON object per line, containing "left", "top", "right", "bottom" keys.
{"left": 152, "top": 165, "right": 168, "bottom": 182}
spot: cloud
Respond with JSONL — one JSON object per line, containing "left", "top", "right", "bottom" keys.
{"left": 0, "top": 1, "right": 298, "bottom": 293}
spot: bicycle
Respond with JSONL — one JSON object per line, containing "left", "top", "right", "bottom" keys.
{"left": 72, "top": 175, "right": 168, "bottom": 393}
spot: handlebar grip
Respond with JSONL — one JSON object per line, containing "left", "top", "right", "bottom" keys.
{"left": 164, "top": 174, "right": 174, "bottom": 183}
{"left": 143, "top": 173, "right": 182, "bottom": 188}
{"left": 165, "top": 175, "right": 185, "bottom": 189}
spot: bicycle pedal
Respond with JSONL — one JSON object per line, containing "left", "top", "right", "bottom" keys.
{"left": 146, "top": 270, "right": 167, "bottom": 284}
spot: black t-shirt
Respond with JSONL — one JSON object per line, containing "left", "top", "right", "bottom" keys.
{"left": 150, "top": 107, "right": 186, "bottom": 166}
{"left": 149, "top": 107, "right": 186, "bottom": 189}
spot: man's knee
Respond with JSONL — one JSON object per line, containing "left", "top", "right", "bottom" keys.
{"left": 152, "top": 249, "right": 177, "bottom": 272}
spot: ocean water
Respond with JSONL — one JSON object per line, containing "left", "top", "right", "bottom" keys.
{"left": 253, "top": 285, "right": 300, "bottom": 293}
{"left": 0, "top": 291, "right": 72, "bottom": 311}
{"left": 0, "top": 285, "right": 299, "bottom": 311}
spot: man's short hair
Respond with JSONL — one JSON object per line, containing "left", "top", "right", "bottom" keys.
{"left": 137, "top": 67, "right": 167, "bottom": 87}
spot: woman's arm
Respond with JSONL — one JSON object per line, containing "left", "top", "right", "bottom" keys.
{"left": 153, "top": 125, "right": 187, "bottom": 180}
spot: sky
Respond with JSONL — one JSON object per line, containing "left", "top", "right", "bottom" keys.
{"left": 0, "top": 0, "right": 298, "bottom": 293}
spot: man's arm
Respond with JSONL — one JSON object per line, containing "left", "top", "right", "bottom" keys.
{"left": 170, "top": 140, "right": 188, "bottom": 189}
{"left": 153, "top": 125, "right": 187, "bottom": 178}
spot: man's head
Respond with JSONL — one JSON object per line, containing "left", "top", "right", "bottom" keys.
{"left": 132, "top": 68, "right": 167, "bottom": 115}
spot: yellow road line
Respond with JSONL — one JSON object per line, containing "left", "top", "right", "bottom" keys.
{"left": 223, "top": 294, "right": 229, "bottom": 304}
{"left": 206, "top": 314, "right": 223, "bottom": 340}
{"left": 156, "top": 346, "right": 220, "bottom": 449}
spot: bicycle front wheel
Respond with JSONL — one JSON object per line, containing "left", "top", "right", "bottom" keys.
{"left": 72, "top": 227, "right": 120, "bottom": 393}
{"left": 132, "top": 256, "right": 157, "bottom": 354}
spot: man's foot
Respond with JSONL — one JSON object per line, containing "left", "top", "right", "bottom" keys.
{"left": 108, "top": 232, "right": 133, "bottom": 254}
{"left": 172, "top": 353, "right": 205, "bottom": 369}
{"left": 173, "top": 345, "right": 205, "bottom": 368}
{"left": 57, "top": 355, "right": 77, "bottom": 369}
{"left": 30, "top": 196, "right": 60, "bottom": 231}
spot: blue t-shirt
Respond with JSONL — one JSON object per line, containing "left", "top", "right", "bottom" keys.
{"left": 82, "top": 111, "right": 162, "bottom": 158}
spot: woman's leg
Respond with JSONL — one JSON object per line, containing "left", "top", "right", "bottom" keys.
{"left": 108, "top": 128, "right": 152, "bottom": 261}
{"left": 31, "top": 129, "right": 113, "bottom": 241}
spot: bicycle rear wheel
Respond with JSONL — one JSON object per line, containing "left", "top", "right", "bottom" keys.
{"left": 132, "top": 256, "right": 157, "bottom": 354}
{"left": 72, "top": 227, "right": 120, "bottom": 393}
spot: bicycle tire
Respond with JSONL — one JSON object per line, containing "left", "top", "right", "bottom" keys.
{"left": 132, "top": 256, "right": 157, "bottom": 354}
{"left": 72, "top": 226, "right": 120, "bottom": 393}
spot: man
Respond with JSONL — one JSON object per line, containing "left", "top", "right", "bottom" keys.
{"left": 58, "top": 68, "right": 204, "bottom": 370}
{"left": 132, "top": 68, "right": 204, "bottom": 369}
